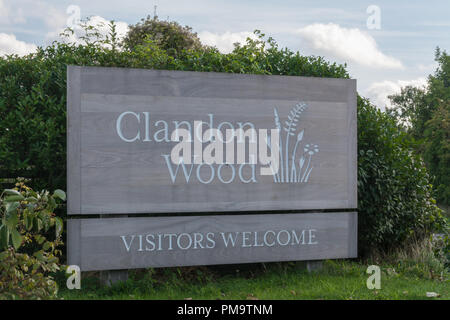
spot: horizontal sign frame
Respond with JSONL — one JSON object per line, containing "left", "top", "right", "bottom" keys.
{"left": 68, "top": 212, "right": 357, "bottom": 271}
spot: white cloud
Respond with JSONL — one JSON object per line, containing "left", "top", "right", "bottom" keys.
{"left": 417, "top": 62, "right": 437, "bottom": 73}
{"left": 420, "top": 21, "right": 450, "bottom": 27}
{"left": 0, "top": 33, "right": 37, "bottom": 56}
{"left": 0, "top": 0, "right": 26, "bottom": 24}
{"left": 198, "top": 31, "right": 256, "bottom": 53}
{"left": 0, "top": 0, "right": 65, "bottom": 27}
{"left": 296, "top": 23, "right": 403, "bottom": 69}
{"left": 0, "top": 0, "right": 11, "bottom": 22}
{"left": 42, "top": 3, "right": 66, "bottom": 30}
{"left": 48, "top": 15, "right": 129, "bottom": 47}
{"left": 364, "top": 78, "right": 427, "bottom": 111}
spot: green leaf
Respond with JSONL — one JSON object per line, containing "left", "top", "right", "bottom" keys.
{"left": 34, "top": 251, "right": 44, "bottom": 261}
{"left": 35, "top": 234, "right": 45, "bottom": 245}
{"left": 0, "top": 250, "right": 8, "bottom": 261}
{"left": 24, "top": 196, "right": 38, "bottom": 203}
{"left": 46, "top": 199, "right": 56, "bottom": 214}
{"left": 0, "top": 225, "right": 9, "bottom": 249}
{"left": 4, "top": 194, "right": 24, "bottom": 202}
{"left": 53, "top": 189, "right": 66, "bottom": 201}
{"left": 25, "top": 214, "right": 33, "bottom": 230}
{"left": 5, "top": 210, "right": 18, "bottom": 230}
{"left": 5, "top": 201, "right": 19, "bottom": 214}
{"left": 43, "top": 241, "right": 52, "bottom": 251}
{"left": 33, "top": 217, "right": 43, "bottom": 232}
{"left": 55, "top": 217, "right": 63, "bottom": 237}
{"left": 11, "top": 229, "right": 22, "bottom": 250}
{"left": 3, "top": 189, "right": 21, "bottom": 196}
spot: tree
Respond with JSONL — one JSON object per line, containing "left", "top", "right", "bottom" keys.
{"left": 423, "top": 100, "right": 450, "bottom": 205}
{"left": 123, "top": 15, "right": 204, "bottom": 56}
{"left": 389, "top": 48, "right": 450, "bottom": 206}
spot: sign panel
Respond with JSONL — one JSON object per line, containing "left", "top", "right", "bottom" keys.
{"left": 67, "top": 66, "right": 357, "bottom": 215}
{"left": 68, "top": 212, "right": 357, "bottom": 271}
{"left": 67, "top": 66, "right": 358, "bottom": 270}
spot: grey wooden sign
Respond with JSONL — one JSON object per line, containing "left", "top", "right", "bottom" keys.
{"left": 67, "top": 66, "right": 358, "bottom": 270}
{"left": 68, "top": 212, "right": 357, "bottom": 271}
{"left": 67, "top": 66, "right": 357, "bottom": 215}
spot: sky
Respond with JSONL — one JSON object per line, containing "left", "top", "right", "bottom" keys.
{"left": 1, "top": 0, "right": 449, "bottom": 110}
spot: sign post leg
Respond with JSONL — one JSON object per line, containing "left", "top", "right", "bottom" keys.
{"left": 100, "top": 270, "right": 129, "bottom": 286}
{"left": 306, "top": 260, "right": 323, "bottom": 273}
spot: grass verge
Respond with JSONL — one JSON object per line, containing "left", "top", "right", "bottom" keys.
{"left": 58, "top": 259, "right": 449, "bottom": 300}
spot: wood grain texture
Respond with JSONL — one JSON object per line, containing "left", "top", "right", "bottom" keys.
{"left": 67, "top": 66, "right": 81, "bottom": 214}
{"left": 67, "top": 66, "right": 357, "bottom": 214}
{"left": 67, "top": 218, "right": 81, "bottom": 267}
{"left": 347, "top": 80, "right": 358, "bottom": 209}
{"left": 79, "top": 67, "right": 353, "bottom": 102}
{"left": 68, "top": 212, "right": 357, "bottom": 271}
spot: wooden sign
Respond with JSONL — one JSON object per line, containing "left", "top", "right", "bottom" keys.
{"left": 68, "top": 212, "right": 357, "bottom": 271}
{"left": 67, "top": 66, "right": 357, "bottom": 270}
{"left": 67, "top": 66, "right": 357, "bottom": 215}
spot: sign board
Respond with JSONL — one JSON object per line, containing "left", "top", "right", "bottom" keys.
{"left": 69, "top": 212, "right": 357, "bottom": 271}
{"left": 67, "top": 66, "right": 357, "bottom": 270}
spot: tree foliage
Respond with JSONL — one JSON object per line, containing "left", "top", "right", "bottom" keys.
{"left": 389, "top": 48, "right": 450, "bottom": 205}
{"left": 424, "top": 101, "right": 450, "bottom": 205}
{"left": 123, "top": 15, "right": 204, "bottom": 56}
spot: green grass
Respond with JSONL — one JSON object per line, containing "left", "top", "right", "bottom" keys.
{"left": 58, "top": 260, "right": 449, "bottom": 300}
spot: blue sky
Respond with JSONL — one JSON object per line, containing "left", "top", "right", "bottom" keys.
{"left": 1, "top": 0, "right": 449, "bottom": 109}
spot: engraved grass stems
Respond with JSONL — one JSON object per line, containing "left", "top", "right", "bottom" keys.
{"left": 265, "top": 134, "right": 280, "bottom": 183}
{"left": 272, "top": 102, "right": 319, "bottom": 184}
{"left": 300, "top": 144, "right": 319, "bottom": 182}
{"left": 283, "top": 103, "right": 305, "bottom": 182}
{"left": 273, "top": 108, "right": 284, "bottom": 182}
{"left": 290, "top": 129, "right": 304, "bottom": 182}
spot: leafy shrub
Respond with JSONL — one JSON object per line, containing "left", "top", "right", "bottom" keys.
{"left": 0, "top": 178, "right": 65, "bottom": 299}
{"left": 357, "top": 96, "right": 447, "bottom": 256}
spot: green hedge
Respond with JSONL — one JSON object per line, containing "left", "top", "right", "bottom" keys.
{"left": 357, "top": 96, "right": 445, "bottom": 253}
{"left": 0, "top": 29, "right": 446, "bottom": 256}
